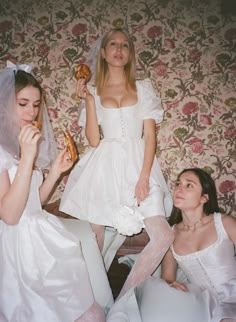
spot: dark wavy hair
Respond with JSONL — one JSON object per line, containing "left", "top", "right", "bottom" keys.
{"left": 168, "top": 168, "right": 220, "bottom": 226}
{"left": 15, "top": 70, "right": 43, "bottom": 97}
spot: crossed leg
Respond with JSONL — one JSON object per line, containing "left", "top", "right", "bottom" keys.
{"left": 117, "top": 215, "right": 174, "bottom": 299}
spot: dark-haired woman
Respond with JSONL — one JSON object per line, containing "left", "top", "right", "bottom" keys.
{"left": 107, "top": 168, "right": 236, "bottom": 322}
{"left": 138, "top": 168, "right": 236, "bottom": 322}
{"left": 0, "top": 65, "right": 106, "bottom": 322}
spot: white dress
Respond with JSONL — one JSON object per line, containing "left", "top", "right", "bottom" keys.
{"left": 0, "top": 146, "right": 96, "bottom": 322}
{"left": 170, "top": 212, "right": 236, "bottom": 322}
{"left": 60, "top": 79, "right": 173, "bottom": 236}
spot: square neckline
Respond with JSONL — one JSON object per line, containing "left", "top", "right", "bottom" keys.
{"left": 95, "top": 84, "right": 139, "bottom": 110}
{"left": 171, "top": 213, "right": 221, "bottom": 258}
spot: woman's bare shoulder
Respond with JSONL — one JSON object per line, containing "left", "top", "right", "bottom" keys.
{"left": 221, "top": 213, "right": 236, "bottom": 242}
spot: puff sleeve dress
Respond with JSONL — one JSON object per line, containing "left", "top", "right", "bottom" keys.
{"left": 0, "top": 146, "right": 97, "bottom": 322}
{"left": 60, "top": 79, "right": 173, "bottom": 236}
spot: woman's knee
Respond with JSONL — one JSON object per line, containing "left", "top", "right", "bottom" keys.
{"left": 144, "top": 216, "right": 174, "bottom": 245}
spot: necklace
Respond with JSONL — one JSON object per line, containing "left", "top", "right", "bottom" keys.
{"left": 182, "top": 218, "right": 203, "bottom": 229}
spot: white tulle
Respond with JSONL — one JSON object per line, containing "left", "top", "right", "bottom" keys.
{"left": 0, "top": 62, "right": 57, "bottom": 169}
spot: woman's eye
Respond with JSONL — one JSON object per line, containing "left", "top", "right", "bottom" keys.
{"left": 175, "top": 182, "right": 180, "bottom": 187}
{"left": 123, "top": 43, "right": 129, "bottom": 48}
{"left": 33, "top": 104, "right": 40, "bottom": 109}
{"left": 187, "top": 183, "right": 193, "bottom": 188}
{"left": 19, "top": 103, "right": 26, "bottom": 107}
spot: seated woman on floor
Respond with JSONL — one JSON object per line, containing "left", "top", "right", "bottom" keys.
{"left": 107, "top": 168, "right": 236, "bottom": 322}
{"left": 0, "top": 62, "right": 107, "bottom": 322}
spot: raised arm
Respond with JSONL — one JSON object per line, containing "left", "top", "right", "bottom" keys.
{"left": 0, "top": 125, "right": 40, "bottom": 225}
{"left": 39, "top": 148, "right": 73, "bottom": 205}
{"left": 85, "top": 94, "right": 100, "bottom": 147}
{"left": 77, "top": 79, "right": 100, "bottom": 147}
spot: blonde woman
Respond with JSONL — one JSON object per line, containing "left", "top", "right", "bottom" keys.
{"left": 60, "top": 28, "right": 174, "bottom": 299}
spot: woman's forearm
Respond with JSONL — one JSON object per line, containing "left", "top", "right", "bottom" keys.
{"left": 39, "top": 170, "right": 60, "bottom": 205}
{"left": 140, "top": 120, "right": 156, "bottom": 179}
{"left": 85, "top": 97, "right": 100, "bottom": 147}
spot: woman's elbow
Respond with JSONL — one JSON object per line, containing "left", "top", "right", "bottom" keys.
{"left": 87, "top": 137, "right": 100, "bottom": 148}
{"left": 90, "top": 142, "right": 100, "bottom": 148}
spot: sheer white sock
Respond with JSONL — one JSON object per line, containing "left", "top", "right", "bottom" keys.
{"left": 117, "top": 216, "right": 174, "bottom": 299}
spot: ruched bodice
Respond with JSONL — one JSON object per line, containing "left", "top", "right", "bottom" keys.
{"left": 99, "top": 105, "right": 143, "bottom": 139}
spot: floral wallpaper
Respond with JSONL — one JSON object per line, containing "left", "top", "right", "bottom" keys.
{"left": 0, "top": 0, "right": 235, "bottom": 216}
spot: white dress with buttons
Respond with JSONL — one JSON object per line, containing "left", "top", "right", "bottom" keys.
{"left": 60, "top": 79, "right": 173, "bottom": 236}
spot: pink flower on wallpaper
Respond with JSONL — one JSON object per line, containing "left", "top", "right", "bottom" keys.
{"left": 47, "top": 107, "right": 58, "bottom": 121}
{"left": 225, "top": 126, "right": 236, "bottom": 138}
{"left": 189, "top": 137, "right": 204, "bottom": 154}
{"left": 72, "top": 23, "right": 87, "bottom": 37}
{"left": 147, "top": 26, "right": 163, "bottom": 39}
{"left": 71, "top": 120, "right": 81, "bottom": 132}
{"left": 182, "top": 102, "right": 199, "bottom": 115}
{"left": 154, "top": 61, "right": 168, "bottom": 77}
{"left": 0, "top": 21, "right": 13, "bottom": 32}
{"left": 37, "top": 43, "right": 50, "bottom": 57}
{"left": 188, "top": 49, "right": 202, "bottom": 63}
{"left": 164, "top": 38, "right": 175, "bottom": 49}
{"left": 200, "top": 114, "right": 212, "bottom": 125}
{"left": 219, "top": 180, "right": 236, "bottom": 193}
{"left": 224, "top": 28, "right": 236, "bottom": 42}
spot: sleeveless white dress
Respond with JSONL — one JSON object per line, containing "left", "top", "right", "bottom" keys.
{"left": 0, "top": 146, "right": 96, "bottom": 322}
{"left": 60, "top": 79, "right": 173, "bottom": 236}
{"left": 170, "top": 212, "right": 236, "bottom": 322}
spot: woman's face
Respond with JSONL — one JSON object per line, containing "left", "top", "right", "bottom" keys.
{"left": 173, "top": 171, "right": 208, "bottom": 212}
{"left": 16, "top": 85, "right": 41, "bottom": 129}
{"left": 102, "top": 31, "right": 131, "bottom": 68}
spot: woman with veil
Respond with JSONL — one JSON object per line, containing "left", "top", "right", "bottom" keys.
{"left": 0, "top": 63, "right": 105, "bottom": 322}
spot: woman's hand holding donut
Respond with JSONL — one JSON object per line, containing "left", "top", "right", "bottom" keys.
{"left": 76, "top": 78, "right": 89, "bottom": 99}
{"left": 50, "top": 147, "right": 73, "bottom": 179}
{"left": 18, "top": 124, "right": 42, "bottom": 162}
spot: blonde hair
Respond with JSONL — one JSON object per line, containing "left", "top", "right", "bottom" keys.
{"left": 95, "top": 28, "right": 136, "bottom": 94}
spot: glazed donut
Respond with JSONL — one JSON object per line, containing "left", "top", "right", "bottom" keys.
{"left": 63, "top": 130, "right": 77, "bottom": 162}
{"left": 74, "top": 64, "right": 91, "bottom": 82}
{"left": 32, "top": 121, "right": 42, "bottom": 130}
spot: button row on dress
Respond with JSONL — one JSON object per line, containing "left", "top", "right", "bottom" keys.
{"left": 119, "top": 109, "right": 126, "bottom": 137}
